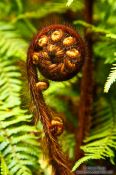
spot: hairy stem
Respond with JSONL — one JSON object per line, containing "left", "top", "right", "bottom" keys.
{"left": 27, "top": 45, "right": 75, "bottom": 175}
{"left": 75, "top": 0, "right": 94, "bottom": 160}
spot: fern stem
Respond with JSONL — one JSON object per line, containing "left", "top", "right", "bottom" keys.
{"left": 75, "top": 0, "right": 94, "bottom": 160}
{"left": 27, "top": 45, "right": 74, "bottom": 175}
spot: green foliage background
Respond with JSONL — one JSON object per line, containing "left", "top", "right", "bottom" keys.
{"left": 0, "top": 0, "right": 116, "bottom": 175}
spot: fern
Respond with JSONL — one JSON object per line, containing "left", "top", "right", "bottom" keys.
{"left": 0, "top": 21, "right": 40, "bottom": 174}
{"left": 0, "top": 22, "right": 27, "bottom": 61}
{"left": 66, "top": 0, "right": 74, "bottom": 6}
{"left": 0, "top": 58, "right": 21, "bottom": 108}
{"left": 44, "top": 77, "right": 79, "bottom": 126}
{"left": 74, "top": 20, "right": 116, "bottom": 64}
{"left": 13, "top": 0, "right": 83, "bottom": 22}
{"left": 0, "top": 0, "right": 116, "bottom": 174}
{"left": 0, "top": 57, "right": 40, "bottom": 174}
{"left": 44, "top": 77, "right": 78, "bottom": 97}
{"left": 104, "top": 64, "right": 116, "bottom": 93}
{"left": 74, "top": 20, "right": 116, "bottom": 39}
{"left": 59, "top": 132, "right": 76, "bottom": 160}
{"left": 72, "top": 98, "right": 116, "bottom": 171}
{"left": 0, "top": 154, "right": 10, "bottom": 175}
{"left": 0, "top": 107, "right": 40, "bottom": 175}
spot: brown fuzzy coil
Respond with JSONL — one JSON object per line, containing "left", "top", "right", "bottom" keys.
{"left": 30, "top": 24, "right": 85, "bottom": 81}
{"left": 27, "top": 24, "right": 84, "bottom": 175}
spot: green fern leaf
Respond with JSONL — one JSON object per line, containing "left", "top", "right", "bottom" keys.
{"left": 0, "top": 22, "right": 27, "bottom": 60}
{"left": 0, "top": 108, "right": 40, "bottom": 175}
{"left": 66, "top": 0, "right": 74, "bottom": 6}
{"left": 73, "top": 98, "right": 116, "bottom": 170}
{"left": 0, "top": 154, "right": 10, "bottom": 175}
{"left": 0, "top": 21, "right": 40, "bottom": 175}
{"left": 104, "top": 64, "right": 116, "bottom": 93}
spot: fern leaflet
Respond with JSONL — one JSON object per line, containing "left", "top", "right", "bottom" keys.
{"left": 72, "top": 98, "right": 116, "bottom": 171}
{"left": 104, "top": 64, "right": 116, "bottom": 93}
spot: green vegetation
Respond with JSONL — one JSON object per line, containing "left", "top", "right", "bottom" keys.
{"left": 0, "top": 0, "right": 116, "bottom": 174}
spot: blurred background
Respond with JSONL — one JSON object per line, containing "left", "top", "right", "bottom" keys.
{"left": 0, "top": 0, "right": 116, "bottom": 175}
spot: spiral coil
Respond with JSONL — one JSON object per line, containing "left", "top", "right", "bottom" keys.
{"left": 27, "top": 24, "right": 85, "bottom": 175}
{"left": 30, "top": 24, "right": 85, "bottom": 81}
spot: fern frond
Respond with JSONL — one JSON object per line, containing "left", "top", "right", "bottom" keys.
{"left": 0, "top": 58, "right": 21, "bottom": 108}
{"left": 104, "top": 64, "right": 116, "bottom": 93}
{"left": 66, "top": 0, "right": 74, "bottom": 6}
{"left": 72, "top": 156, "right": 96, "bottom": 171}
{"left": 73, "top": 98, "right": 116, "bottom": 171}
{"left": 59, "top": 132, "right": 76, "bottom": 160}
{"left": 0, "top": 21, "right": 40, "bottom": 175}
{"left": 13, "top": 0, "right": 83, "bottom": 22}
{"left": 0, "top": 154, "right": 10, "bottom": 175}
{"left": 44, "top": 76, "right": 78, "bottom": 97}
{"left": 0, "top": 22, "right": 27, "bottom": 61}
{"left": 0, "top": 107, "right": 40, "bottom": 175}
{"left": 44, "top": 77, "right": 78, "bottom": 125}
{"left": 74, "top": 20, "right": 116, "bottom": 39}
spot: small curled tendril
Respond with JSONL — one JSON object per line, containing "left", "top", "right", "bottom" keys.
{"left": 50, "top": 117, "right": 64, "bottom": 137}
{"left": 27, "top": 24, "right": 85, "bottom": 175}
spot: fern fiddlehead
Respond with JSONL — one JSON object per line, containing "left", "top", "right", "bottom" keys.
{"left": 27, "top": 24, "right": 85, "bottom": 175}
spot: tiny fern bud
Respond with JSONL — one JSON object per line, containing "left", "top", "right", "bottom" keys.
{"left": 36, "top": 81, "right": 49, "bottom": 91}
{"left": 66, "top": 49, "right": 80, "bottom": 59}
{"left": 50, "top": 117, "right": 64, "bottom": 137}
{"left": 38, "top": 35, "right": 48, "bottom": 47}
{"left": 63, "top": 36, "right": 75, "bottom": 46}
{"left": 51, "top": 29, "right": 63, "bottom": 42}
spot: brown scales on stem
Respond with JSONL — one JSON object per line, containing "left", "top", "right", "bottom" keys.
{"left": 27, "top": 56, "right": 72, "bottom": 175}
{"left": 27, "top": 24, "right": 85, "bottom": 175}
{"left": 75, "top": 0, "right": 94, "bottom": 161}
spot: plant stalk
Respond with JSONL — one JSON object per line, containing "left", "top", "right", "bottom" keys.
{"left": 75, "top": 0, "right": 94, "bottom": 161}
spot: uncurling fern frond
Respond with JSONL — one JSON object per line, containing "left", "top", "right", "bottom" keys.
{"left": 72, "top": 98, "right": 116, "bottom": 171}
{"left": 104, "top": 64, "right": 116, "bottom": 93}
